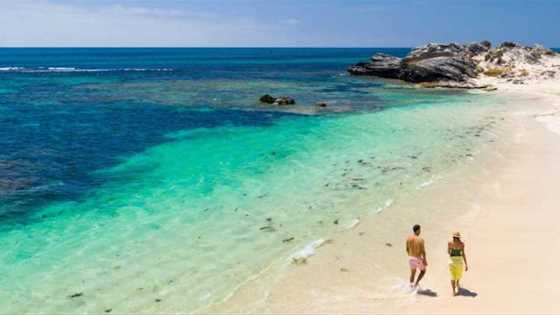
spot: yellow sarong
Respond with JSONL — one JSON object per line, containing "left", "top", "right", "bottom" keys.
{"left": 449, "top": 256, "right": 464, "bottom": 281}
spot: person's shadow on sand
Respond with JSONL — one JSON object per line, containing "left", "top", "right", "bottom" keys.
{"left": 416, "top": 288, "right": 438, "bottom": 297}
{"left": 457, "top": 287, "right": 478, "bottom": 297}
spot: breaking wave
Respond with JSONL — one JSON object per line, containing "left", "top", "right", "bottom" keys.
{"left": 0, "top": 66, "right": 174, "bottom": 73}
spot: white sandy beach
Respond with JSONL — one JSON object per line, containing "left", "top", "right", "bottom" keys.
{"left": 207, "top": 61, "right": 560, "bottom": 314}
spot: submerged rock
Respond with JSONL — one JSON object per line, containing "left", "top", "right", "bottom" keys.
{"left": 68, "top": 292, "right": 84, "bottom": 299}
{"left": 259, "top": 95, "right": 295, "bottom": 105}
{"left": 259, "top": 94, "right": 276, "bottom": 104}
{"left": 259, "top": 225, "right": 276, "bottom": 232}
{"left": 273, "top": 96, "right": 296, "bottom": 105}
{"left": 282, "top": 237, "right": 295, "bottom": 243}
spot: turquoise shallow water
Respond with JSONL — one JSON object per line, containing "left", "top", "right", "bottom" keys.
{"left": 0, "top": 48, "right": 499, "bottom": 314}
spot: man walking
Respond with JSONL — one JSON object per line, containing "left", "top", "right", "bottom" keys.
{"left": 406, "top": 224, "right": 427, "bottom": 287}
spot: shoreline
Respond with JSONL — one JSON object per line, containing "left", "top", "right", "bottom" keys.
{"left": 207, "top": 80, "right": 560, "bottom": 314}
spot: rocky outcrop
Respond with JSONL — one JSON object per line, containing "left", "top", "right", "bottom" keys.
{"left": 400, "top": 55, "right": 477, "bottom": 82}
{"left": 466, "top": 41, "right": 492, "bottom": 55}
{"left": 481, "top": 42, "right": 556, "bottom": 66}
{"left": 475, "top": 42, "right": 559, "bottom": 84}
{"left": 348, "top": 41, "right": 558, "bottom": 88}
{"left": 348, "top": 42, "right": 490, "bottom": 83}
{"left": 348, "top": 53, "right": 402, "bottom": 77}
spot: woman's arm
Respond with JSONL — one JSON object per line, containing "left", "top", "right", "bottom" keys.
{"left": 447, "top": 242, "right": 452, "bottom": 256}
{"left": 463, "top": 244, "right": 469, "bottom": 271}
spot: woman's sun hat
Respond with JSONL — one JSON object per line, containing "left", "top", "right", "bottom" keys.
{"left": 453, "top": 232, "right": 462, "bottom": 239}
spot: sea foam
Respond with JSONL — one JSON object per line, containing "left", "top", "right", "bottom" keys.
{"left": 375, "top": 199, "right": 394, "bottom": 214}
{"left": 345, "top": 218, "right": 361, "bottom": 230}
{"left": 290, "top": 239, "right": 327, "bottom": 264}
{"left": 417, "top": 179, "right": 434, "bottom": 189}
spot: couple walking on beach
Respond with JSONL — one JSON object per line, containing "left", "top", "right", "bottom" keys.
{"left": 406, "top": 224, "right": 469, "bottom": 296}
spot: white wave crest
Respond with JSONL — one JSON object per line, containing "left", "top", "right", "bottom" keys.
{"left": 0, "top": 66, "right": 174, "bottom": 73}
{"left": 0, "top": 67, "right": 24, "bottom": 71}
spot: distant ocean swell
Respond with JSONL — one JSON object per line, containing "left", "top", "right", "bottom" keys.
{"left": 0, "top": 66, "right": 174, "bottom": 73}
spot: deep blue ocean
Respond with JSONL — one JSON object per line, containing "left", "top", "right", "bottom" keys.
{"left": 0, "top": 48, "right": 413, "bottom": 224}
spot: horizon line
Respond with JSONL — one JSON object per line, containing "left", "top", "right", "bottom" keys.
{"left": 1, "top": 46, "right": 558, "bottom": 49}
{"left": 0, "top": 46, "right": 415, "bottom": 49}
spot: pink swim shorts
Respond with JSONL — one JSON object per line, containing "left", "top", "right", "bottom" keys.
{"left": 409, "top": 257, "right": 425, "bottom": 271}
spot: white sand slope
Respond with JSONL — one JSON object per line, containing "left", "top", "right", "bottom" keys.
{"left": 402, "top": 90, "right": 560, "bottom": 314}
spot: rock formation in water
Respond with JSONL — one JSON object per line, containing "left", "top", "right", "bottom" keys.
{"left": 348, "top": 41, "right": 558, "bottom": 89}
{"left": 259, "top": 94, "right": 296, "bottom": 105}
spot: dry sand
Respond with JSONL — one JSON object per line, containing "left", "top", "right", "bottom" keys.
{"left": 206, "top": 68, "right": 560, "bottom": 315}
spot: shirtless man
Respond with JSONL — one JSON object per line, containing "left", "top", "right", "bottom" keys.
{"left": 406, "top": 224, "right": 427, "bottom": 287}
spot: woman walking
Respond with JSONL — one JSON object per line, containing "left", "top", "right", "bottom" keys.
{"left": 448, "top": 232, "right": 468, "bottom": 296}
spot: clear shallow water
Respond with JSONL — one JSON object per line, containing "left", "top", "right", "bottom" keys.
{"left": 0, "top": 48, "right": 498, "bottom": 314}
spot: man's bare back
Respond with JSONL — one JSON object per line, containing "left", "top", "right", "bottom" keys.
{"left": 406, "top": 235, "right": 425, "bottom": 258}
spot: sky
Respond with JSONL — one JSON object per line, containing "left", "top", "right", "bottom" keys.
{"left": 1, "top": 0, "right": 558, "bottom": 47}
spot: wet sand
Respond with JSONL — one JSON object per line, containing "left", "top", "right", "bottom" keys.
{"left": 207, "top": 81, "right": 560, "bottom": 314}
